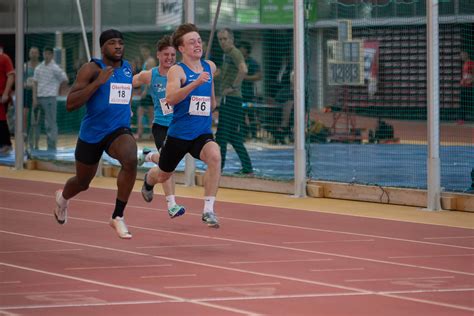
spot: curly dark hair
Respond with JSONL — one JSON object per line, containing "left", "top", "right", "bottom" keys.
{"left": 171, "top": 23, "right": 199, "bottom": 50}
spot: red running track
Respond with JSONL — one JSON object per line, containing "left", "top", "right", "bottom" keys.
{"left": 0, "top": 178, "right": 473, "bottom": 315}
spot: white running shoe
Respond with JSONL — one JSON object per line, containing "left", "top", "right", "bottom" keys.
{"left": 54, "top": 190, "right": 68, "bottom": 224}
{"left": 109, "top": 216, "right": 132, "bottom": 239}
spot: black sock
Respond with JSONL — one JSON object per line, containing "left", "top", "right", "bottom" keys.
{"left": 144, "top": 177, "right": 154, "bottom": 191}
{"left": 112, "top": 199, "right": 127, "bottom": 219}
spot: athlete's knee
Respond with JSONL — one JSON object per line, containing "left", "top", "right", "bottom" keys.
{"left": 120, "top": 153, "right": 138, "bottom": 170}
{"left": 206, "top": 151, "right": 221, "bottom": 170}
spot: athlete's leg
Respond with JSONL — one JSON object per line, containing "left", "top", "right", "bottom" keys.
{"left": 199, "top": 141, "right": 221, "bottom": 197}
{"left": 107, "top": 133, "right": 137, "bottom": 203}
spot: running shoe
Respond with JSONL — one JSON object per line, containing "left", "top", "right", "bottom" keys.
{"left": 53, "top": 190, "right": 68, "bottom": 225}
{"left": 202, "top": 212, "right": 220, "bottom": 228}
{"left": 141, "top": 173, "right": 154, "bottom": 202}
{"left": 168, "top": 204, "right": 186, "bottom": 219}
{"left": 138, "top": 147, "right": 152, "bottom": 166}
{"left": 109, "top": 216, "right": 132, "bottom": 239}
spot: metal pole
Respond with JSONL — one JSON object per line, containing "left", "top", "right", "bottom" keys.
{"left": 92, "top": 0, "right": 103, "bottom": 177}
{"left": 293, "top": 0, "right": 306, "bottom": 197}
{"left": 316, "top": 29, "right": 324, "bottom": 110}
{"left": 205, "top": 0, "right": 222, "bottom": 60}
{"left": 92, "top": 0, "right": 101, "bottom": 58}
{"left": 183, "top": 0, "right": 196, "bottom": 186}
{"left": 15, "top": 0, "right": 25, "bottom": 170}
{"left": 426, "top": 0, "right": 442, "bottom": 210}
{"left": 75, "top": 0, "right": 91, "bottom": 61}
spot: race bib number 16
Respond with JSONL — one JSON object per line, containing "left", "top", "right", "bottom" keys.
{"left": 109, "top": 83, "right": 132, "bottom": 104}
{"left": 189, "top": 95, "right": 211, "bottom": 116}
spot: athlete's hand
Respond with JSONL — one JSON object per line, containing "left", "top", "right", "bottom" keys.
{"left": 196, "top": 72, "right": 211, "bottom": 86}
{"left": 96, "top": 66, "right": 114, "bottom": 85}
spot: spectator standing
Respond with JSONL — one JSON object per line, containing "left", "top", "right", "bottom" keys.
{"left": 0, "top": 45, "right": 14, "bottom": 154}
{"left": 460, "top": 50, "right": 473, "bottom": 121}
{"left": 216, "top": 28, "right": 253, "bottom": 175}
{"left": 24, "top": 46, "right": 40, "bottom": 149}
{"left": 239, "top": 41, "right": 262, "bottom": 140}
{"left": 32, "top": 47, "right": 68, "bottom": 151}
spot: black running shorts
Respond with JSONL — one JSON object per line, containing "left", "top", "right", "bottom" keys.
{"left": 158, "top": 133, "right": 215, "bottom": 173}
{"left": 75, "top": 127, "right": 133, "bottom": 165}
{"left": 151, "top": 123, "right": 168, "bottom": 151}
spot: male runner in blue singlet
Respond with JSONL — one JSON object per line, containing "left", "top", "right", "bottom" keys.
{"left": 54, "top": 29, "right": 137, "bottom": 239}
{"left": 141, "top": 23, "right": 222, "bottom": 228}
{"left": 132, "top": 35, "right": 185, "bottom": 218}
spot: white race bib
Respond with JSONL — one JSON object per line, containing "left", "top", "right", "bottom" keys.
{"left": 109, "top": 83, "right": 132, "bottom": 104}
{"left": 189, "top": 95, "right": 211, "bottom": 116}
{"left": 160, "top": 98, "right": 173, "bottom": 115}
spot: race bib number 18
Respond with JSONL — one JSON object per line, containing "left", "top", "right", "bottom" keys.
{"left": 189, "top": 95, "right": 211, "bottom": 116}
{"left": 109, "top": 83, "right": 132, "bottom": 104}
{"left": 160, "top": 98, "right": 173, "bottom": 115}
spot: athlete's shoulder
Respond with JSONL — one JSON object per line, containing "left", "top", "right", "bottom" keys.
{"left": 203, "top": 59, "right": 216, "bottom": 74}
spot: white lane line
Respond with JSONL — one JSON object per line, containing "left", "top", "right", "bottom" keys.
{"left": 141, "top": 274, "right": 197, "bottom": 279}
{"left": 389, "top": 254, "right": 474, "bottom": 259}
{"left": 1, "top": 231, "right": 473, "bottom": 312}
{"left": 230, "top": 259, "right": 332, "bottom": 264}
{"left": 65, "top": 264, "right": 171, "bottom": 271}
{"left": 311, "top": 268, "right": 365, "bottom": 272}
{"left": 423, "top": 236, "right": 474, "bottom": 240}
{"left": 381, "top": 292, "right": 474, "bottom": 312}
{"left": 283, "top": 239, "right": 374, "bottom": 244}
{"left": 0, "top": 249, "right": 83, "bottom": 254}
{"left": 0, "top": 262, "right": 259, "bottom": 316}
{"left": 1, "top": 211, "right": 474, "bottom": 279}
{"left": 137, "top": 244, "right": 231, "bottom": 249}
{"left": 165, "top": 282, "right": 281, "bottom": 290}
{"left": 0, "top": 281, "right": 21, "bottom": 284}
{"left": 0, "top": 230, "right": 372, "bottom": 294}
{"left": 1, "top": 195, "right": 472, "bottom": 251}
{"left": 345, "top": 276, "right": 455, "bottom": 283}
{"left": 381, "top": 287, "right": 474, "bottom": 295}
{"left": 0, "top": 290, "right": 99, "bottom": 296}
{"left": 0, "top": 300, "right": 173, "bottom": 310}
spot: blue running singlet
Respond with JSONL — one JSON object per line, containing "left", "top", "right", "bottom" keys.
{"left": 167, "top": 60, "right": 213, "bottom": 140}
{"left": 79, "top": 58, "right": 133, "bottom": 143}
{"left": 149, "top": 67, "right": 173, "bottom": 127}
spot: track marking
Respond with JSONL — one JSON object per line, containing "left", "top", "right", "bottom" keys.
{"left": 0, "top": 281, "right": 20, "bottom": 284}
{"left": 1, "top": 230, "right": 473, "bottom": 312}
{"left": 0, "top": 290, "right": 99, "bottom": 296}
{"left": 389, "top": 254, "right": 474, "bottom": 259}
{"left": 3, "top": 289, "right": 473, "bottom": 311}
{"left": 0, "top": 262, "right": 259, "bottom": 316}
{"left": 65, "top": 264, "right": 171, "bottom": 271}
{"left": 423, "top": 236, "right": 474, "bottom": 240}
{"left": 2, "top": 208, "right": 474, "bottom": 278}
{"left": 0, "top": 249, "right": 83, "bottom": 254}
{"left": 311, "top": 268, "right": 365, "bottom": 272}
{"left": 165, "top": 282, "right": 281, "bottom": 289}
{"left": 1, "top": 193, "right": 472, "bottom": 250}
{"left": 345, "top": 276, "right": 454, "bottom": 282}
{"left": 230, "top": 259, "right": 332, "bottom": 264}
{"left": 283, "top": 239, "right": 374, "bottom": 244}
{"left": 140, "top": 274, "right": 197, "bottom": 279}
{"left": 137, "top": 244, "right": 231, "bottom": 249}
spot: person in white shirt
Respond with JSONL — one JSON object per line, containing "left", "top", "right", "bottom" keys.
{"left": 32, "top": 47, "right": 68, "bottom": 151}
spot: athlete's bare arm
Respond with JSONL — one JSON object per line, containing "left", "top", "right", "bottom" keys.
{"left": 132, "top": 70, "right": 152, "bottom": 88}
{"left": 207, "top": 60, "right": 217, "bottom": 110}
{"left": 166, "top": 64, "right": 211, "bottom": 106}
{"left": 66, "top": 62, "right": 113, "bottom": 112}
